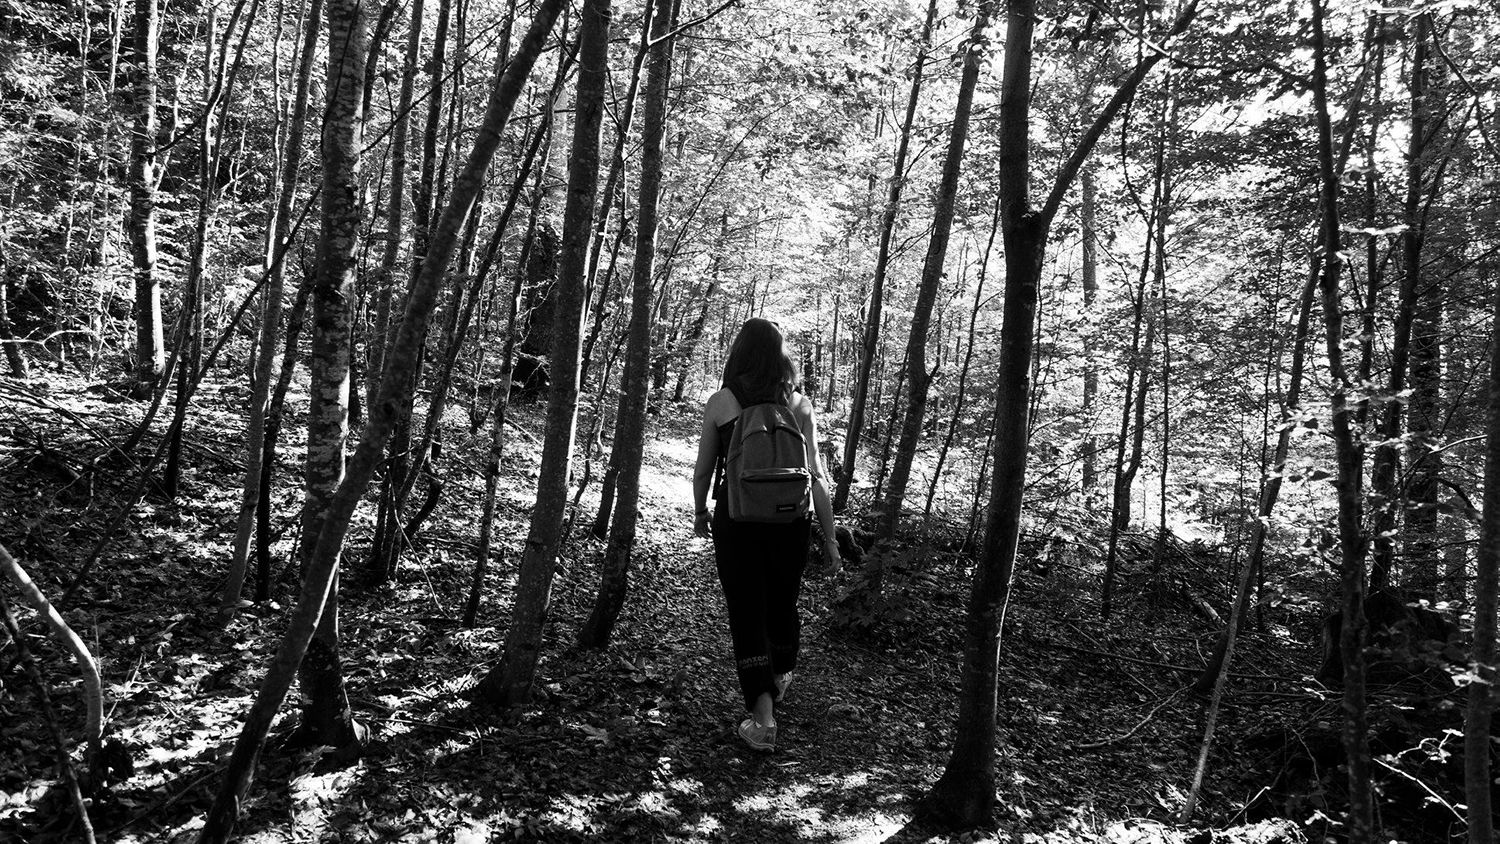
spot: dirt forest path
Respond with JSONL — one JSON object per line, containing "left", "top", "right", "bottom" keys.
{"left": 1, "top": 382, "right": 1305, "bottom": 843}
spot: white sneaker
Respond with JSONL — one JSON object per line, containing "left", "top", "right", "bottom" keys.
{"left": 774, "top": 671, "right": 794, "bottom": 703}
{"left": 738, "top": 716, "right": 776, "bottom": 752}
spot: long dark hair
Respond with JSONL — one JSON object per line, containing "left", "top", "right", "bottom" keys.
{"left": 722, "top": 318, "right": 796, "bottom": 404}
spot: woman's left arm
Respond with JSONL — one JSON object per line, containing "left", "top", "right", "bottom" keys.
{"left": 799, "top": 399, "right": 840, "bottom": 567}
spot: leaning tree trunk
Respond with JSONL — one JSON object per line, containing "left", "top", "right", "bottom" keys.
{"left": 577, "top": 0, "right": 672, "bottom": 650}
{"left": 366, "top": 0, "right": 425, "bottom": 408}
{"left": 368, "top": 0, "right": 456, "bottom": 584}
{"left": 1193, "top": 269, "right": 1316, "bottom": 693}
{"left": 195, "top": 3, "right": 564, "bottom": 838}
{"left": 1310, "top": 0, "right": 1374, "bottom": 837}
{"left": 219, "top": 0, "right": 324, "bottom": 620}
{"left": 476, "top": 0, "right": 610, "bottom": 708}
{"left": 917, "top": 0, "right": 1197, "bottom": 827}
{"left": 128, "top": 0, "right": 163, "bottom": 399}
{"left": 835, "top": 0, "right": 938, "bottom": 514}
{"left": 875, "top": 0, "right": 986, "bottom": 555}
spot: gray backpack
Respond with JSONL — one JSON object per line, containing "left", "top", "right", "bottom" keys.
{"left": 722, "top": 385, "right": 811, "bottom": 523}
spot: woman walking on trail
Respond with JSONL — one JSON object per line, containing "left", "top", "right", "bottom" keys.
{"left": 691, "top": 317, "right": 841, "bottom": 753}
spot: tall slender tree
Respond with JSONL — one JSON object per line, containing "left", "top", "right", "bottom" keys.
{"left": 1309, "top": 0, "right": 1373, "bottom": 837}
{"left": 835, "top": 0, "right": 938, "bottom": 514}
{"left": 875, "top": 0, "right": 989, "bottom": 555}
{"left": 918, "top": 0, "right": 1197, "bottom": 825}
{"left": 293, "top": 0, "right": 368, "bottom": 753}
{"left": 128, "top": 0, "right": 163, "bottom": 398}
{"left": 196, "top": 2, "right": 564, "bottom": 836}
{"left": 477, "top": 0, "right": 611, "bottom": 708}
{"left": 578, "top": 0, "right": 673, "bottom": 649}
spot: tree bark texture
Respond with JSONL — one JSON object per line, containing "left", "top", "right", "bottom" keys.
{"left": 195, "top": 2, "right": 564, "bottom": 838}
{"left": 578, "top": 0, "right": 672, "bottom": 650}
{"left": 294, "top": 0, "right": 367, "bottom": 752}
{"left": 129, "top": 0, "right": 164, "bottom": 398}
{"left": 476, "top": 0, "right": 610, "bottom": 708}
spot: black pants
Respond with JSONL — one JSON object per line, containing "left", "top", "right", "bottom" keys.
{"left": 712, "top": 502, "right": 809, "bottom": 711}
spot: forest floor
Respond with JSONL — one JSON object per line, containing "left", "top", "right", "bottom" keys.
{"left": 0, "top": 373, "right": 1464, "bottom": 843}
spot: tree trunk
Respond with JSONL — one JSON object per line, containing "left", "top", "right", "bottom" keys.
{"left": 196, "top": 3, "right": 563, "bottom": 837}
{"left": 1194, "top": 269, "right": 1317, "bottom": 692}
{"left": 834, "top": 0, "right": 937, "bottom": 514}
{"left": 1310, "top": 0, "right": 1374, "bottom": 837}
{"left": 1369, "top": 14, "right": 1424, "bottom": 594}
{"left": 0, "top": 277, "right": 29, "bottom": 378}
{"left": 1402, "top": 15, "right": 1442, "bottom": 602}
{"left": 1101, "top": 275, "right": 1155, "bottom": 618}
{"left": 875, "top": 0, "right": 988, "bottom": 542}
{"left": 367, "top": 0, "right": 425, "bottom": 408}
{"left": 465, "top": 44, "right": 574, "bottom": 626}
{"left": 925, "top": 194, "right": 998, "bottom": 520}
{"left": 476, "top": 0, "right": 609, "bottom": 708}
{"left": 292, "top": 0, "right": 368, "bottom": 755}
{"left": 220, "top": 0, "right": 325, "bottom": 619}
{"left": 1079, "top": 166, "right": 1098, "bottom": 494}
{"left": 578, "top": 0, "right": 672, "bottom": 650}
{"left": 128, "top": 0, "right": 163, "bottom": 399}
{"left": 1465, "top": 272, "right": 1500, "bottom": 844}
{"left": 918, "top": 0, "right": 1196, "bottom": 827}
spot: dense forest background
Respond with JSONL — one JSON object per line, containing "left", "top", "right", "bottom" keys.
{"left": 2, "top": 0, "right": 1499, "bottom": 840}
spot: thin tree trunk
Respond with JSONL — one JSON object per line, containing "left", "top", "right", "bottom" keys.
{"left": 220, "top": 0, "right": 324, "bottom": 619}
{"left": 1193, "top": 268, "right": 1317, "bottom": 692}
{"left": 1370, "top": 14, "right": 1422, "bottom": 593}
{"left": 0, "top": 277, "right": 29, "bottom": 378}
{"left": 367, "top": 0, "right": 426, "bottom": 407}
{"left": 195, "top": 3, "right": 563, "bottom": 837}
{"left": 925, "top": 194, "right": 998, "bottom": 520}
{"left": 1102, "top": 274, "right": 1154, "bottom": 618}
{"left": 835, "top": 0, "right": 938, "bottom": 514}
{"left": 368, "top": 0, "right": 456, "bottom": 583}
{"left": 464, "top": 27, "right": 575, "bottom": 627}
{"left": 578, "top": 0, "right": 672, "bottom": 649}
{"left": 1310, "top": 0, "right": 1374, "bottom": 837}
{"left": 1464, "top": 268, "right": 1500, "bottom": 844}
{"left": 128, "top": 0, "right": 163, "bottom": 398}
{"left": 257, "top": 274, "right": 312, "bottom": 601}
{"left": 1080, "top": 166, "right": 1098, "bottom": 494}
{"left": 292, "top": 0, "right": 368, "bottom": 755}
{"left": 918, "top": 0, "right": 1196, "bottom": 826}
{"left": 1402, "top": 17, "right": 1443, "bottom": 602}
{"left": 477, "top": 0, "right": 610, "bottom": 708}
{"left": 876, "top": 3, "right": 990, "bottom": 545}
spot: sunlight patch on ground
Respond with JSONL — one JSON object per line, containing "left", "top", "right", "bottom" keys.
{"left": 824, "top": 812, "right": 907, "bottom": 843}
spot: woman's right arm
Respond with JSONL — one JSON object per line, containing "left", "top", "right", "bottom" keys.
{"left": 692, "top": 399, "right": 718, "bottom": 538}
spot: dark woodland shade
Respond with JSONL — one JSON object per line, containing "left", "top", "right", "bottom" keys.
{"left": 722, "top": 317, "right": 796, "bottom": 404}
